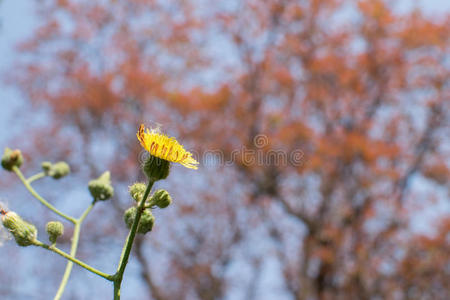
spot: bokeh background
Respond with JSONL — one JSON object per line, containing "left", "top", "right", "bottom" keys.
{"left": 1, "top": 0, "right": 449, "bottom": 299}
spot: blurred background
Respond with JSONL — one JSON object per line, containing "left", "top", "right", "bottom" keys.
{"left": 0, "top": 0, "right": 449, "bottom": 299}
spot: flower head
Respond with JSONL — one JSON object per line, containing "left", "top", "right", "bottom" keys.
{"left": 1, "top": 148, "right": 23, "bottom": 171}
{"left": 137, "top": 124, "right": 199, "bottom": 169}
{"left": 123, "top": 206, "right": 155, "bottom": 234}
{"left": 149, "top": 189, "right": 172, "bottom": 208}
{"left": 0, "top": 203, "right": 12, "bottom": 246}
{"left": 46, "top": 221, "right": 64, "bottom": 244}
{"left": 1, "top": 209, "right": 37, "bottom": 247}
{"left": 88, "top": 171, "right": 114, "bottom": 201}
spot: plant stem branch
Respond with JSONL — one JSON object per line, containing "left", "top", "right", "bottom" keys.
{"left": 27, "top": 172, "right": 46, "bottom": 184}
{"left": 34, "top": 239, "right": 113, "bottom": 281}
{"left": 54, "top": 200, "right": 97, "bottom": 300}
{"left": 113, "top": 180, "right": 154, "bottom": 300}
{"left": 13, "top": 166, "right": 76, "bottom": 223}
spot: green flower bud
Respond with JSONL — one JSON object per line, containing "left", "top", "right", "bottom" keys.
{"left": 42, "top": 161, "right": 70, "bottom": 179}
{"left": 46, "top": 221, "right": 64, "bottom": 244}
{"left": 1, "top": 211, "right": 37, "bottom": 247}
{"left": 129, "top": 182, "right": 147, "bottom": 202}
{"left": 1, "top": 148, "right": 23, "bottom": 171}
{"left": 150, "top": 189, "right": 172, "bottom": 208}
{"left": 41, "top": 161, "right": 52, "bottom": 172}
{"left": 88, "top": 171, "right": 114, "bottom": 201}
{"left": 142, "top": 155, "right": 170, "bottom": 182}
{"left": 123, "top": 206, "right": 155, "bottom": 234}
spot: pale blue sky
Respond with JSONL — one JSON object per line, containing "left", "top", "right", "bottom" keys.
{"left": 0, "top": 1, "right": 35, "bottom": 143}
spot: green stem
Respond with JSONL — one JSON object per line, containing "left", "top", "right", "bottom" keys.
{"left": 53, "top": 226, "right": 79, "bottom": 300}
{"left": 27, "top": 172, "right": 46, "bottom": 184}
{"left": 13, "top": 166, "right": 76, "bottom": 223}
{"left": 113, "top": 282, "right": 121, "bottom": 300}
{"left": 113, "top": 180, "right": 154, "bottom": 300}
{"left": 34, "top": 239, "right": 113, "bottom": 281}
{"left": 54, "top": 200, "right": 97, "bottom": 300}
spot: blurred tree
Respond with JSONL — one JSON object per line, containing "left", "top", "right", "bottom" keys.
{"left": 397, "top": 217, "right": 450, "bottom": 300}
{"left": 4, "top": 0, "right": 450, "bottom": 299}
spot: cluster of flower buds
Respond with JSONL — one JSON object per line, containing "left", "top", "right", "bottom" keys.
{"left": 128, "top": 183, "right": 172, "bottom": 208}
{"left": 123, "top": 206, "right": 155, "bottom": 234}
{"left": 124, "top": 183, "right": 173, "bottom": 234}
{"left": 1, "top": 210, "right": 37, "bottom": 247}
{"left": 42, "top": 161, "right": 71, "bottom": 179}
{"left": 1, "top": 148, "right": 23, "bottom": 171}
{"left": 88, "top": 171, "right": 114, "bottom": 201}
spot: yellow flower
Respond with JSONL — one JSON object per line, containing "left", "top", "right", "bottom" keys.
{"left": 137, "top": 124, "right": 199, "bottom": 169}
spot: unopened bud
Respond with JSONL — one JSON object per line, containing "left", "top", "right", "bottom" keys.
{"left": 123, "top": 206, "right": 155, "bottom": 234}
{"left": 46, "top": 221, "right": 64, "bottom": 244}
{"left": 1, "top": 148, "right": 23, "bottom": 171}
{"left": 129, "top": 183, "right": 147, "bottom": 202}
{"left": 42, "top": 161, "right": 70, "bottom": 179}
{"left": 142, "top": 155, "right": 170, "bottom": 182}
{"left": 41, "top": 161, "right": 52, "bottom": 172}
{"left": 1, "top": 211, "right": 37, "bottom": 247}
{"left": 150, "top": 189, "right": 172, "bottom": 208}
{"left": 88, "top": 171, "right": 114, "bottom": 201}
